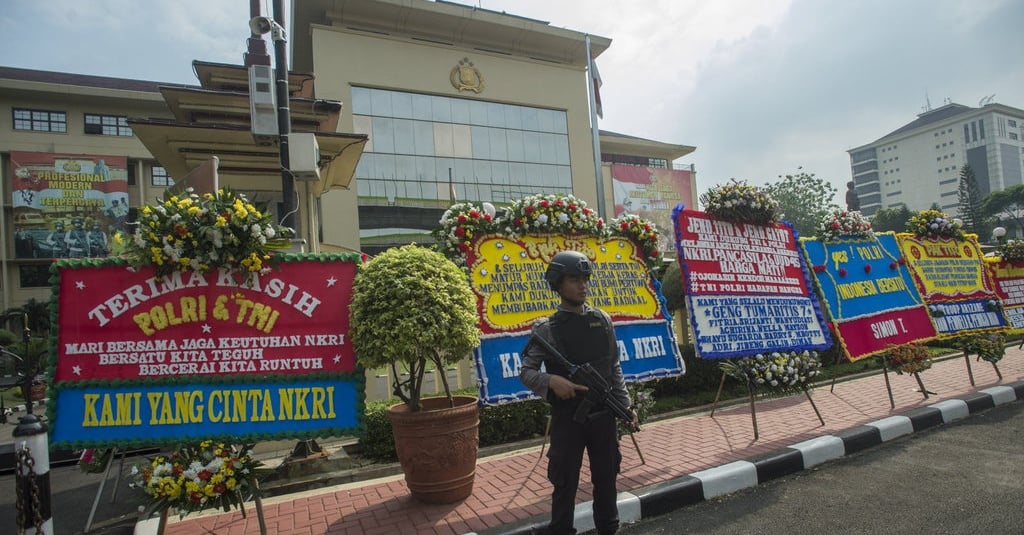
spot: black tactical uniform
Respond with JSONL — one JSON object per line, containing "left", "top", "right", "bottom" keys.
{"left": 520, "top": 251, "right": 631, "bottom": 535}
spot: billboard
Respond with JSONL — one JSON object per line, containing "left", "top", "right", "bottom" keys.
{"left": 10, "top": 151, "right": 129, "bottom": 259}
{"left": 612, "top": 164, "right": 694, "bottom": 253}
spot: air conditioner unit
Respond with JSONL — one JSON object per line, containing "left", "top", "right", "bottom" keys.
{"left": 248, "top": 65, "right": 278, "bottom": 145}
{"left": 288, "top": 133, "right": 321, "bottom": 181}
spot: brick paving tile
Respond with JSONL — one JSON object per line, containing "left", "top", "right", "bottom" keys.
{"left": 161, "top": 351, "right": 1024, "bottom": 535}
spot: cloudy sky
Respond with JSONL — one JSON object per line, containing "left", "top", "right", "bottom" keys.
{"left": 2, "top": 0, "right": 1021, "bottom": 199}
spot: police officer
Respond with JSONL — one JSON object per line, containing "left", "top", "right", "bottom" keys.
{"left": 520, "top": 250, "right": 638, "bottom": 535}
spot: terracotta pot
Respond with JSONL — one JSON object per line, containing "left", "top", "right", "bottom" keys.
{"left": 386, "top": 395, "right": 480, "bottom": 504}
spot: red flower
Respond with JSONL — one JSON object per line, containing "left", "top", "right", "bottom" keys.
{"left": 469, "top": 210, "right": 480, "bottom": 218}
{"left": 620, "top": 221, "right": 630, "bottom": 230}
{"left": 569, "top": 203, "right": 578, "bottom": 210}
{"left": 457, "top": 214, "right": 467, "bottom": 223}
{"left": 174, "top": 223, "right": 189, "bottom": 237}
{"left": 583, "top": 208, "right": 592, "bottom": 215}
{"left": 525, "top": 206, "right": 535, "bottom": 214}
{"left": 540, "top": 200, "right": 549, "bottom": 208}
{"left": 454, "top": 227, "right": 466, "bottom": 237}
{"left": 484, "top": 213, "right": 493, "bottom": 221}
{"left": 864, "top": 264, "right": 872, "bottom": 273}
{"left": 831, "top": 222, "right": 841, "bottom": 230}
{"left": 554, "top": 199, "right": 564, "bottom": 207}
{"left": 514, "top": 218, "right": 524, "bottom": 227}
{"left": 198, "top": 469, "right": 213, "bottom": 482}
{"left": 458, "top": 243, "right": 471, "bottom": 253}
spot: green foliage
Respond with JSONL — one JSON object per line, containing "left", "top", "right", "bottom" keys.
{"left": 981, "top": 183, "right": 1024, "bottom": 235}
{"left": 764, "top": 171, "right": 839, "bottom": 238}
{"left": 660, "top": 261, "right": 686, "bottom": 312}
{"left": 957, "top": 165, "right": 989, "bottom": 237}
{"left": 349, "top": 244, "right": 481, "bottom": 411}
{"left": 870, "top": 205, "right": 913, "bottom": 233}
{"left": 359, "top": 400, "right": 398, "bottom": 461}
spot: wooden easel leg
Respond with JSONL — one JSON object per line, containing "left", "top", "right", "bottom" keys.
{"left": 963, "top": 352, "right": 975, "bottom": 386}
{"left": 85, "top": 448, "right": 118, "bottom": 533}
{"left": 880, "top": 358, "right": 895, "bottom": 409}
{"left": 913, "top": 372, "right": 931, "bottom": 399}
{"left": 253, "top": 479, "right": 268, "bottom": 535}
{"left": 829, "top": 347, "right": 843, "bottom": 393}
{"left": 710, "top": 371, "right": 727, "bottom": 417}
{"left": 992, "top": 362, "right": 1003, "bottom": 380}
{"left": 747, "top": 383, "right": 759, "bottom": 441}
{"left": 803, "top": 387, "right": 825, "bottom": 426}
{"left": 156, "top": 509, "right": 168, "bottom": 535}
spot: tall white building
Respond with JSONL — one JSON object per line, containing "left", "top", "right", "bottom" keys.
{"left": 848, "top": 101, "right": 1024, "bottom": 217}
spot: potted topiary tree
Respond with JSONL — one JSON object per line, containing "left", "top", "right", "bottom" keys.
{"left": 349, "top": 244, "right": 481, "bottom": 504}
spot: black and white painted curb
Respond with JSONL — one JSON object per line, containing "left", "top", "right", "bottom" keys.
{"left": 477, "top": 380, "right": 1024, "bottom": 535}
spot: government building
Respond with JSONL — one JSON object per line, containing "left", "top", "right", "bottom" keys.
{"left": 848, "top": 100, "right": 1024, "bottom": 217}
{"left": 1, "top": 0, "right": 696, "bottom": 316}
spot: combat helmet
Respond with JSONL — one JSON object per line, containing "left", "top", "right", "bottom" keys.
{"left": 544, "top": 250, "right": 592, "bottom": 291}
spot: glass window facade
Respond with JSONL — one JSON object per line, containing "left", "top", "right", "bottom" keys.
{"left": 13, "top": 108, "right": 67, "bottom": 132}
{"left": 351, "top": 87, "right": 572, "bottom": 204}
{"left": 84, "top": 114, "right": 133, "bottom": 136}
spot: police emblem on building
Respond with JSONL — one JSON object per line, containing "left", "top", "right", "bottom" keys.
{"left": 450, "top": 57, "right": 484, "bottom": 93}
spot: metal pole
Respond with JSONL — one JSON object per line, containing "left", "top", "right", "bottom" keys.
{"left": 272, "top": 0, "right": 296, "bottom": 231}
{"left": 14, "top": 414, "right": 52, "bottom": 534}
{"left": 584, "top": 35, "right": 606, "bottom": 220}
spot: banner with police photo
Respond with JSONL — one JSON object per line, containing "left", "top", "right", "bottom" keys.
{"left": 10, "top": 151, "right": 128, "bottom": 259}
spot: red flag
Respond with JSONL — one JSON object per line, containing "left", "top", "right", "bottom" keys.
{"left": 591, "top": 59, "right": 603, "bottom": 119}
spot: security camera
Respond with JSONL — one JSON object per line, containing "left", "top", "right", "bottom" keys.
{"left": 249, "top": 16, "right": 274, "bottom": 35}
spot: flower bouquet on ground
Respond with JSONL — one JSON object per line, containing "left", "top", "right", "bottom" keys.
{"left": 817, "top": 209, "right": 873, "bottom": 241}
{"left": 882, "top": 342, "right": 933, "bottom": 375}
{"left": 953, "top": 332, "right": 1007, "bottom": 364}
{"left": 997, "top": 239, "right": 1024, "bottom": 262}
{"left": 130, "top": 441, "right": 266, "bottom": 517}
{"left": 78, "top": 448, "right": 113, "bottom": 474}
{"left": 115, "top": 187, "right": 295, "bottom": 284}
{"left": 699, "top": 180, "right": 780, "bottom": 225}
{"left": 720, "top": 350, "right": 822, "bottom": 392}
{"left": 905, "top": 209, "right": 966, "bottom": 241}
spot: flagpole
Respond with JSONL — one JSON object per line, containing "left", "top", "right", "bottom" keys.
{"left": 585, "top": 35, "right": 606, "bottom": 220}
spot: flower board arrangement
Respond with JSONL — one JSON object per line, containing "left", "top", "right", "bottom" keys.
{"left": 817, "top": 209, "right": 873, "bottom": 241}
{"left": 130, "top": 441, "right": 265, "bottom": 517}
{"left": 431, "top": 193, "right": 663, "bottom": 270}
{"left": 905, "top": 209, "right": 966, "bottom": 241}
{"left": 719, "top": 350, "right": 822, "bottom": 391}
{"left": 618, "top": 383, "right": 655, "bottom": 438}
{"left": 882, "top": 342, "right": 933, "bottom": 375}
{"left": 115, "top": 188, "right": 294, "bottom": 283}
{"left": 997, "top": 239, "right": 1024, "bottom": 262}
{"left": 698, "top": 180, "right": 780, "bottom": 225}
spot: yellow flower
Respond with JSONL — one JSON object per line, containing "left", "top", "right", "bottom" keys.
{"left": 215, "top": 215, "right": 228, "bottom": 227}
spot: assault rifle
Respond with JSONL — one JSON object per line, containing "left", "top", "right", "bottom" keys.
{"left": 524, "top": 329, "right": 638, "bottom": 431}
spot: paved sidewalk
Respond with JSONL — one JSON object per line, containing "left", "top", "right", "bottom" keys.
{"left": 148, "top": 348, "right": 1024, "bottom": 535}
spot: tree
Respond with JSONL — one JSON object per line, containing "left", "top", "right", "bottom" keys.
{"left": 981, "top": 183, "right": 1024, "bottom": 237}
{"left": 870, "top": 205, "right": 914, "bottom": 233}
{"left": 957, "top": 164, "right": 989, "bottom": 237}
{"left": 764, "top": 170, "right": 839, "bottom": 238}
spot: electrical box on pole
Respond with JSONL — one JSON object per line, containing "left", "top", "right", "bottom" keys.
{"left": 248, "top": 64, "right": 278, "bottom": 145}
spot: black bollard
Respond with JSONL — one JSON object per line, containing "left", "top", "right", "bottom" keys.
{"left": 14, "top": 414, "right": 52, "bottom": 534}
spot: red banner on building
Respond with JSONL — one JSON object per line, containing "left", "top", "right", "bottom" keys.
{"left": 10, "top": 151, "right": 129, "bottom": 259}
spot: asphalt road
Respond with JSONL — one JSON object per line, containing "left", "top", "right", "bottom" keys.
{"left": 621, "top": 400, "right": 1024, "bottom": 535}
